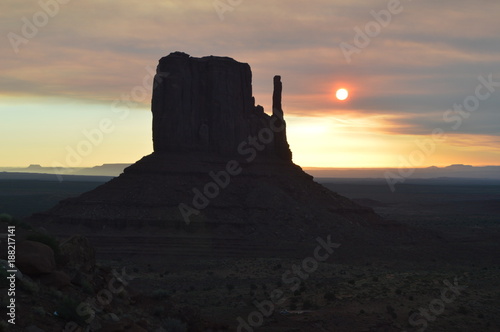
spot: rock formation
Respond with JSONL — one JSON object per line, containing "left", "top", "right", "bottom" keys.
{"left": 30, "top": 52, "right": 407, "bottom": 259}
{"left": 152, "top": 52, "right": 292, "bottom": 160}
{"left": 271, "top": 75, "right": 292, "bottom": 161}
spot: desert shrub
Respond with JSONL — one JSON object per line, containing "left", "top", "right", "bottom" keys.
{"left": 0, "top": 213, "right": 13, "bottom": 223}
{"left": 162, "top": 317, "right": 187, "bottom": 332}
{"left": 0, "top": 214, "right": 32, "bottom": 230}
{"left": 55, "top": 296, "right": 87, "bottom": 326}
{"left": 19, "top": 278, "right": 40, "bottom": 294}
{"left": 26, "top": 233, "right": 60, "bottom": 255}
{"left": 27, "top": 232, "right": 64, "bottom": 264}
{"left": 81, "top": 280, "right": 94, "bottom": 295}
{"left": 32, "top": 306, "right": 46, "bottom": 316}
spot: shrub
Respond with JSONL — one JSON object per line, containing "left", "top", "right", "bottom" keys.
{"left": 26, "top": 233, "right": 60, "bottom": 255}
{"left": 55, "top": 296, "right": 87, "bottom": 326}
{"left": 19, "top": 278, "right": 40, "bottom": 294}
{"left": 0, "top": 214, "right": 32, "bottom": 230}
{"left": 81, "top": 280, "right": 94, "bottom": 295}
{"left": 32, "top": 306, "right": 45, "bottom": 316}
{"left": 0, "top": 213, "right": 13, "bottom": 223}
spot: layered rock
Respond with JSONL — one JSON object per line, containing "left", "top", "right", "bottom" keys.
{"left": 152, "top": 52, "right": 292, "bottom": 160}
{"left": 16, "top": 241, "right": 56, "bottom": 276}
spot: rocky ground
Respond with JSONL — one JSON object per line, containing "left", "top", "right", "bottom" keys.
{"left": 1, "top": 215, "right": 499, "bottom": 332}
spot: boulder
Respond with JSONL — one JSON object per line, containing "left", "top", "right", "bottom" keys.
{"left": 60, "top": 235, "right": 96, "bottom": 273}
{"left": 16, "top": 241, "right": 55, "bottom": 276}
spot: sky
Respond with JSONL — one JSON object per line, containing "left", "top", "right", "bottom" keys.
{"left": 1, "top": 0, "right": 499, "bottom": 168}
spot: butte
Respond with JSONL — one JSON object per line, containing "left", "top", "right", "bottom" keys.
{"left": 31, "top": 52, "right": 411, "bottom": 261}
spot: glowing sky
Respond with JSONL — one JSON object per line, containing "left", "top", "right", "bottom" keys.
{"left": 1, "top": 0, "right": 499, "bottom": 168}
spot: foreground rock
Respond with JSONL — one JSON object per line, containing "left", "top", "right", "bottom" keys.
{"left": 16, "top": 240, "right": 55, "bottom": 276}
{"left": 60, "top": 235, "right": 96, "bottom": 274}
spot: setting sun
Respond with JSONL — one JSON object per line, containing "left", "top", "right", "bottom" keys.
{"left": 336, "top": 88, "right": 349, "bottom": 101}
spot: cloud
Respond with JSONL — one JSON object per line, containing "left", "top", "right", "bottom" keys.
{"left": 1, "top": 0, "right": 499, "bottom": 146}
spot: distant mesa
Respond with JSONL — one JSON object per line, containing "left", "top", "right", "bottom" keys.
{"left": 30, "top": 52, "right": 408, "bottom": 259}
{"left": 27, "top": 164, "right": 43, "bottom": 169}
{"left": 448, "top": 164, "right": 473, "bottom": 168}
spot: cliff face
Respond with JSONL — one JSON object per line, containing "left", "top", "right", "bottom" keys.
{"left": 152, "top": 52, "right": 291, "bottom": 160}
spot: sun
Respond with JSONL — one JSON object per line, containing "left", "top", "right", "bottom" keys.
{"left": 336, "top": 88, "right": 349, "bottom": 101}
